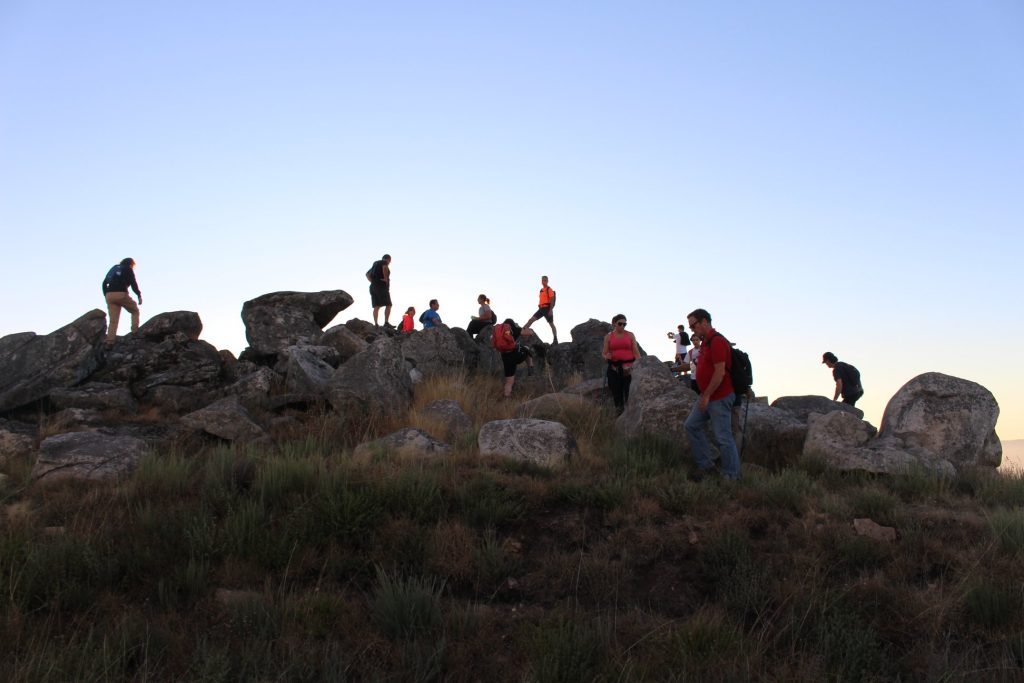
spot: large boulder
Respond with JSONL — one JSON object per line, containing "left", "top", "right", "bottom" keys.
{"left": 344, "top": 318, "right": 381, "bottom": 342}
{"left": 562, "top": 378, "right": 613, "bottom": 403}
{"left": 137, "top": 311, "right": 203, "bottom": 342}
{"left": 327, "top": 337, "right": 413, "bottom": 419}
{"left": 614, "top": 357, "right": 693, "bottom": 442}
{"left": 879, "top": 372, "right": 1001, "bottom": 469}
{"left": 181, "top": 397, "right": 267, "bottom": 443}
{"left": 353, "top": 428, "right": 452, "bottom": 459}
{"left": 222, "top": 367, "right": 281, "bottom": 405}
{"left": 0, "top": 310, "right": 106, "bottom": 413}
{"left": 399, "top": 327, "right": 468, "bottom": 376}
{"left": 0, "top": 420, "right": 35, "bottom": 465}
{"left": 318, "top": 324, "right": 369, "bottom": 363}
{"left": 48, "top": 382, "right": 138, "bottom": 413}
{"left": 90, "top": 334, "right": 225, "bottom": 398}
{"left": 771, "top": 395, "right": 864, "bottom": 422}
{"left": 241, "top": 290, "right": 354, "bottom": 358}
{"left": 33, "top": 431, "right": 150, "bottom": 482}
{"left": 473, "top": 326, "right": 503, "bottom": 377}
{"left": 804, "top": 410, "right": 956, "bottom": 477}
{"left": 478, "top": 418, "right": 577, "bottom": 468}
{"left": 419, "top": 399, "right": 474, "bottom": 442}
{"left": 545, "top": 319, "right": 613, "bottom": 387}
{"left": 738, "top": 402, "right": 810, "bottom": 470}
{"left": 279, "top": 346, "right": 335, "bottom": 396}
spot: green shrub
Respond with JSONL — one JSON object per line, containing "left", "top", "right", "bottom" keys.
{"left": 370, "top": 566, "right": 445, "bottom": 641}
{"left": 256, "top": 455, "right": 320, "bottom": 507}
{"left": 848, "top": 486, "right": 900, "bottom": 525}
{"left": 455, "top": 474, "right": 527, "bottom": 527}
{"left": 523, "top": 618, "right": 604, "bottom": 683}
{"left": 603, "top": 436, "right": 680, "bottom": 479}
{"left": 964, "top": 580, "right": 1019, "bottom": 629}
{"left": 665, "top": 608, "right": 746, "bottom": 676}
{"left": 836, "top": 535, "right": 892, "bottom": 572}
{"left": 752, "top": 470, "right": 816, "bottom": 514}
{"left": 885, "top": 465, "right": 953, "bottom": 502}
{"left": 989, "top": 508, "right": 1024, "bottom": 556}
{"left": 16, "top": 534, "right": 111, "bottom": 611}
{"left": 132, "top": 452, "right": 194, "bottom": 497}
{"left": 380, "top": 468, "right": 447, "bottom": 522}
{"left": 228, "top": 595, "right": 282, "bottom": 641}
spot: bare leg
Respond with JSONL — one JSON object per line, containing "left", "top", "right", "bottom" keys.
{"left": 373, "top": 306, "right": 381, "bottom": 326}
{"left": 504, "top": 376, "right": 515, "bottom": 397}
{"left": 384, "top": 304, "right": 392, "bottom": 325}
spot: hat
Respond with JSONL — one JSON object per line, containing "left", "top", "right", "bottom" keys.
{"left": 822, "top": 352, "right": 837, "bottom": 364}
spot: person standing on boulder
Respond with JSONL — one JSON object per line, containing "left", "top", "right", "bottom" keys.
{"left": 683, "top": 308, "right": 741, "bottom": 482}
{"left": 668, "top": 324, "right": 690, "bottom": 366}
{"left": 366, "top": 254, "right": 392, "bottom": 329}
{"left": 524, "top": 275, "right": 558, "bottom": 344}
{"left": 822, "top": 352, "right": 864, "bottom": 406}
{"left": 603, "top": 314, "right": 641, "bottom": 414}
{"left": 102, "top": 257, "right": 142, "bottom": 343}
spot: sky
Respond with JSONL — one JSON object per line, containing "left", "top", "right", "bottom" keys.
{"left": 1, "top": 1, "right": 1022, "bottom": 440}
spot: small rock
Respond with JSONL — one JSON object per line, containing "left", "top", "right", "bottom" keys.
{"left": 853, "top": 518, "right": 897, "bottom": 543}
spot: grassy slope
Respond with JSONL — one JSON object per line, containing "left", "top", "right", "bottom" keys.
{"left": 2, "top": 375, "right": 1024, "bottom": 682}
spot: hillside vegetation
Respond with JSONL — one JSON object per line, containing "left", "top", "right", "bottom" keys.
{"left": 2, "top": 374, "right": 1024, "bottom": 682}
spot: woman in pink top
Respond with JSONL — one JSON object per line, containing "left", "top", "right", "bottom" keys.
{"left": 602, "top": 313, "right": 642, "bottom": 414}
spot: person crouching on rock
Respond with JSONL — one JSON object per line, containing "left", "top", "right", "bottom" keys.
{"left": 492, "top": 318, "right": 535, "bottom": 398}
{"left": 603, "top": 313, "right": 641, "bottom": 414}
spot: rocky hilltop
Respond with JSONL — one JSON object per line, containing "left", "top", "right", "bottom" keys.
{"left": 0, "top": 290, "right": 1003, "bottom": 482}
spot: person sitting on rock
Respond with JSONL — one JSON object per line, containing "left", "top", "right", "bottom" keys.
{"left": 102, "top": 257, "right": 142, "bottom": 343}
{"left": 400, "top": 306, "right": 416, "bottom": 333}
{"left": 419, "top": 299, "right": 442, "bottom": 329}
{"left": 466, "top": 294, "right": 496, "bottom": 337}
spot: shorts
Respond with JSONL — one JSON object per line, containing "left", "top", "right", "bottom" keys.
{"left": 370, "top": 283, "right": 391, "bottom": 307}
{"left": 530, "top": 306, "right": 553, "bottom": 322}
{"left": 501, "top": 347, "right": 530, "bottom": 378}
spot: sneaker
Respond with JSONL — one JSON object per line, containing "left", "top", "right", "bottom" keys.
{"left": 383, "top": 322, "right": 395, "bottom": 330}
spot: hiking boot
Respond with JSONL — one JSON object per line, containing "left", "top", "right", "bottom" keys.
{"left": 383, "top": 322, "right": 395, "bottom": 330}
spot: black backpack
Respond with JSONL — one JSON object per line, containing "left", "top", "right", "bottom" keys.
{"left": 103, "top": 265, "right": 128, "bottom": 293}
{"left": 730, "top": 346, "right": 753, "bottom": 401}
{"left": 710, "top": 332, "right": 753, "bottom": 402}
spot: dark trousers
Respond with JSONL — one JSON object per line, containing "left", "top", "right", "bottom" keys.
{"left": 607, "top": 366, "right": 632, "bottom": 413}
{"left": 466, "top": 319, "right": 489, "bottom": 336}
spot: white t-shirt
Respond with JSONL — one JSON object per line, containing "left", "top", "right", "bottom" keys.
{"left": 671, "top": 332, "right": 688, "bottom": 356}
{"left": 684, "top": 347, "right": 701, "bottom": 376}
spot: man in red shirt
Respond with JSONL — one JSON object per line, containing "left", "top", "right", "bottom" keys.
{"left": 684, "top": 308, "right": 741, "bottom": 481}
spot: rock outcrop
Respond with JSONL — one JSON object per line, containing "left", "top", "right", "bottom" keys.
{"left": 545, "top": 319, "right": 614, "bottom": 387}
{"left": 353, "top": 428, "right": 452, "bottom": 459}
{"left": 137, "top": 311, "right": 203, "bottom": 342}
{"left": 327, "top": 337, "right": 413, "bottom": 419}
{"left": 419, "top": 399, "right": 473, "bottom": 442}
{"left": 879, "top": 372, "right": 1001, "bottom": 470}
{"left": 399, "top": 326, "right": 468, "bottom": 376}
{"left": 478, "top": 418, "right": 577, "bottom": 467}
{"left": 241, "top": 290, "right": 353, "bottom": 359}
{"left": 0, "top": 310, "right": 106, "bottom": 412}
{"left": 181, "top": 397, "right": 267, "bottom": 443}
{"left": 771, "top": 395, "right": 864, "bottom": 421}
{"left": 614, "top": 357, "right": 694, "bottom": 443}
{"left": 33, "top": 431, "right": 151, "bottom": 482}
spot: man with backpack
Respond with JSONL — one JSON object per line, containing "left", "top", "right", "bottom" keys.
{"left": 492, "top": 318, "right": 535, "bottom": 397}
{"left": 366, "top": 254, "right": 392, "bottom": 328}
{"left": 683, "top": 308, "right": 741, "bottom": 482}
{"left": 102, "top": 257, "right": 142, "bottom": 343}
{"left": 822, "top": 352, "right": 864, "bottom": 406}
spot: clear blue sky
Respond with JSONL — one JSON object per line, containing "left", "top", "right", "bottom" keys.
{"left": 2, "top": 1, "right": 1022, "bottom": 439}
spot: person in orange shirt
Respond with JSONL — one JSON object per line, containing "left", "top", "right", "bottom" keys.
{"left": 523, "top": 275, "right": 558, "bottom": 344}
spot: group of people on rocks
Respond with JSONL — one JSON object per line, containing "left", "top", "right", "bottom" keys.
{"left": 100, "top": 256, "right": 863, "bottom": 485}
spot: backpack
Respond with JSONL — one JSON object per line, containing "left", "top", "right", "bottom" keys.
{"left": 492, "top": 323, "right": 517, "bottom": 353}
{"left": 709, "top": 332, "right": 753, "bottom": 402}
{"left": 103, "top": 265, "right": 127, "bottom": 292}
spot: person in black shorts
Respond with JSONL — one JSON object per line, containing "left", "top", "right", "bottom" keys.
{"left": 524, "top": 275, "right": 558, "bottom": 344}
{"left": 822, "top": 352, "right": 864, "bottom": 406}
{"left": 366, "top": 254, "right": 392, "bottom": 328}
{"left": 497, "top": 319, "right": 535, "bottom": 397}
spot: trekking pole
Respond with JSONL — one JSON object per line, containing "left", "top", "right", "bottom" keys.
{"left": 738, "top": 390, "right": 752, "bottom": 459}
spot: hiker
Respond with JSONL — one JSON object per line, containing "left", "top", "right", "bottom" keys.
{"left": 682, "top": 334, "right": 702, "bottom": 394}
{"left": 400, "top": 306, "right": 416, "bottom": 333}
{"left": 492, "top": 318, "right": 535, "bottom": 397}
{"left": 102, "top": 257, "right": 142, "bottom": 343}
{"left": 603, "top": 314, "right": 642, "bottom": 414}
{"left": 366, "top": 254, "right": 392, "bottom": 328}
{"left": 466, "top": 294, "right": 495, "bottom": 337}
{"left": 683, "top": 308, "right": 741, "bottom": 481}
{"left": 668, "top": 324, "right": 690, "bottom": 365}
{"left": 420, "top": 299, "right": 442, "bottom": 329}
{"left": 822, "top": 352, "right": 864, "bottom": 406}
{"left": 523, "top": 275, "right": 558, "bottom": 344}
